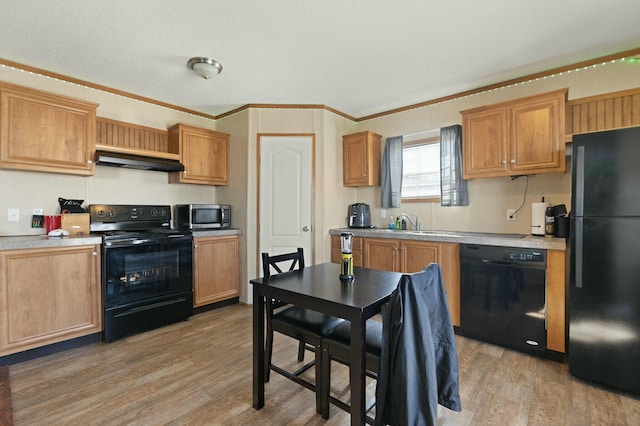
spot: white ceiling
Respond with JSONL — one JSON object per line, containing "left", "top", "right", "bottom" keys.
{"left": 1, "top": 1, "right": 639, "bottom": 119}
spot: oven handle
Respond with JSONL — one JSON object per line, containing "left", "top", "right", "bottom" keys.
{"left": 104, "top": 236, "right": 192, "bottom": 248}
{"left": 113, "top": 297, "right": 189, "bottom": 317}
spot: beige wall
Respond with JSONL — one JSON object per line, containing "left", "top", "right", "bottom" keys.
{"left": 352, "top": 61, "right": 640, "bottom": 235}
{"left": 220, "top": 108, "right": 356, "bottom": 303}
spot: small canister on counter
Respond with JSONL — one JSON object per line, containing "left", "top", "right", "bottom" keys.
{"left": 544, "top": 206, "right": 555, "bottom": 237}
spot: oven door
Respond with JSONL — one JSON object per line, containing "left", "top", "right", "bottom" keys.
{"left": 102, "top": 234, "right": 194, "bottom": 342}
{"left": 103, "top": 235, "right": 193, "bottom": 309}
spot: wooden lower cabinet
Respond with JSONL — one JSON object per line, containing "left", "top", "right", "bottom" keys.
{"left": 331, "top": 234, "right": 566, "bottom": 353}
{"left": 362, "top": 238, "right": 460, "bottom": 326}
{"left": 330, "top": 235, "right": 363, "bottom": 267}
{"left": 546, "top": 249, "right": 566, "bottom": 353}
{"left": 330, "top": 236, "right": 460, "bottom": 326}
{"left": 0, "top": 245, "right": 102, "bottom": 356}
{"left": 193, "top": 235, "right": 240, "bottom": 307}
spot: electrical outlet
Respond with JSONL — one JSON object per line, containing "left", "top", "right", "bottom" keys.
{"left": 381, "top": 209, "right": 387, "bottom": 219}
{"left": 33, "top": 208, "right": 44, "bottom": 215}
{"left": 8, "top": 208, "right": 19, "bottom": 222}
{"left": 507, "top": 209, "right": 516, "bottom": 221}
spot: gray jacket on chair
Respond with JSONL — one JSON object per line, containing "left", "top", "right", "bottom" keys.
{"left": 375, "top": 263, "right": 462, "bottom": 426}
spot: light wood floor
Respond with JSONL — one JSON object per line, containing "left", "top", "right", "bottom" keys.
{"left": 6, "top": 304, "right": 640, "bottom": 425}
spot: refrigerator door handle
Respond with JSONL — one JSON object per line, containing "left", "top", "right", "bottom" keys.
{"left": 575, "top": 145, "right": 585, "bottom": 217}
{"left": 575, "top": 217, "right": 583, "bottom": 288}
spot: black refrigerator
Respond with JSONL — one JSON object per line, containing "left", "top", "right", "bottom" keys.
{"left": 570, "top": 126, "right": 640, "bottom": 395}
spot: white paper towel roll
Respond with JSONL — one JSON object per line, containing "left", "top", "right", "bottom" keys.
{"left": 531, "top": 202, "right": 550, "bottom": 235}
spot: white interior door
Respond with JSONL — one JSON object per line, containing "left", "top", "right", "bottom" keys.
{"left": 259, "top": 135, "right": 313, "bottom": 265}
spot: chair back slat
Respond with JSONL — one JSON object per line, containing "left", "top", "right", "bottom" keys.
{"left": 261, "top": 248, "right": 305, "bottom": 278}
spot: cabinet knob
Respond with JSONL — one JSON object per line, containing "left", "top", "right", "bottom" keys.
{"left": 87, "top": 160, "right": 93, "bottom": 164}
{"left": 501, "top": 160, "right": 507, "bottom": 165}
{"left": 92, "top": 252, "right": 97, "bottom": 256}
{"left": 302, "top": 226, "right": 310, "bottom": 232}
{"left": 510, "top": 159, "right": 516, "bottom": 164}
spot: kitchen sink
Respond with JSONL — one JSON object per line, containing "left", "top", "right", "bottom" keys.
{"left": 409, "top": 230, "right": 526, "bottom": 239}
{"left": 366, "top": 229, "right": 527, "bottom": 239}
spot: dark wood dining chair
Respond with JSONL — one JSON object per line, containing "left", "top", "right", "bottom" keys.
{"left": 261, "top": 248, "right": 344, "bottom": 400}
{"left": 319, "top": 318, "right": 383, "bottom": 423}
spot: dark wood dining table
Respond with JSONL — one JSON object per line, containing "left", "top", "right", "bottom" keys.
{"left": 251, "top": 262, "right": 402, "bottom": 425}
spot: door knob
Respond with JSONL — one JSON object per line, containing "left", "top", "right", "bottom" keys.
{"left": 302, "top": 226, "right": 310, "bottom": 232}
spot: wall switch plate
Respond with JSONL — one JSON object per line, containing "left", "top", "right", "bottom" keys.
{"left": 507, "top": 209, "right": 516, "bottom": 221}
{"left": 381, "top": 209, "right": 387, "bottom": 219}
{"left": 8, "top": 208, "right": 19, "bottom": 222}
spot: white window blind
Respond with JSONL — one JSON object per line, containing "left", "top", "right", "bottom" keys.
{"left": 401, "top": 140, "right": 440, "bottom": 199}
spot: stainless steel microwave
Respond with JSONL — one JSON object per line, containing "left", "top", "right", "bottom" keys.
{"left": 173, "top": 204, "right": 231, "bottom": 230}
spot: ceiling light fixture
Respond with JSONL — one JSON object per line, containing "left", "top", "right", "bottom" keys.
{"left": 187, "top": 57, "right": 223, "bottom": 79}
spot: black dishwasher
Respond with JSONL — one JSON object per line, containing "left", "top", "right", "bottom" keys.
{"left": 460, "top": 244, "right": 547, "bottom": 357}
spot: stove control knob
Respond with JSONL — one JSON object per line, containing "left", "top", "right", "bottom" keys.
{"left": 96, "top": 209, "right": 106, "bottom": 218}
{"left": 151, "top": 208, "right": 158, "bottom": 216}
{"left": 108, "top": 209, "right": 116, "bottom": 217}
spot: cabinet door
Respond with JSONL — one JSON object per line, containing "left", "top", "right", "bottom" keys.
{"left": 462, "top": 107, "right": 509, "bottom": 178}
{"left": 401, "top": 240, "right": 439, "bottom": 273}
{"left": 510, "top": 92, "right": 565, "bottom": 173}
{"left": 331, "top": 235, "right": 363, "bottom": 267}
{"left": 193, "top": 235, "right": 240, "bottom": 307}
{"left": 0, "top": 245, "right": 102, "bottom": 356}
{"left": 546, "top": 249, "right": 565, "bottom": 352}
{"left": 0, "top": 82, "right": 97, "bottom": 175}
{"left": 402, "top": 240, "right": 460, "bottom": 325}
{"left": 343, "top": 131, "right": 381, "bottom": 186}
{"left": 363, "top": 238, "right": 399, "bottom": 271}
{"left": 169, "top": 124, "right": 230, "bottom": 185}
{"left": 439, "top": 243, "right": 460, "bottom": 327}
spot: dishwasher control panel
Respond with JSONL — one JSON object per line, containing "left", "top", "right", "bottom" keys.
{"left": 461, "top": 244, "right": 546, "bottom": 267}
{"left": 503, "top": 248, "right": 545, "bottom": 263}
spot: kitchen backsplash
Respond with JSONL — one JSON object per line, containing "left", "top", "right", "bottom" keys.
{"left": 0, "top": 166, "right": 217, "bottom": 236}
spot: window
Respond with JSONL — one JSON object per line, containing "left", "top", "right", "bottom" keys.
{"left": 401, "top": 135, "right": 440, "bottom": 202}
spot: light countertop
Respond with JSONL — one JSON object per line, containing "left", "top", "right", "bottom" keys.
{"left": 329, "top": 228, "right": 566, "bottom": 250}
{"left": 0, "top": 234, "right": 103, "bottom": 251}
{"left": 0, "top": 228, "right": 242, "bottom": 251}
{"left": 192, "top": 228, "right": 242, "bottom": 237}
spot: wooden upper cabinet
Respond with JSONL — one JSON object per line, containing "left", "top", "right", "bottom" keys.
{"left": 343, "top": 131, "right": 381, "bottom": 186}
{"left": 461, "top": 88, "right": 567, "bottom": 179}
{"left": 0, "top": 81, "right": 98, "bottom": 175}
{"left": 461, "top": 107, "right": 510, "bottom": 177}
{"left": 168, "top": 123, "right": 230, "bottom": 185}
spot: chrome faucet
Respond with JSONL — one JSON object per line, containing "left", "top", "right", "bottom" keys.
{"left": 398, "top": 213, "right": 420, "bottom": 231}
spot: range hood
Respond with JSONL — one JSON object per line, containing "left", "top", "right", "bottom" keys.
{"left": 95, "top": 150, "right": 185, "bottom": 172}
